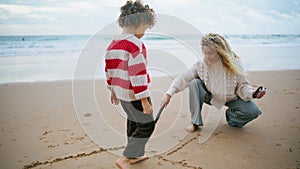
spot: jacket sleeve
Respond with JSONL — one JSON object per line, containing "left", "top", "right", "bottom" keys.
{"left": 236, "top": 74, "right": 255, "bottom": 101}
{"left": 166, "top": 61, "right": 199, "bottom": 96}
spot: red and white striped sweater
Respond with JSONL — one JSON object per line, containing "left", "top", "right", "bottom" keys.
{"left": 105, "top": 34, "right": 150, "bottom": 101}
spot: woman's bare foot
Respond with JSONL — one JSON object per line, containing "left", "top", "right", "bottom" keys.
{"left": 186, "top": 124, "right": 199, "bottom": 132}
{"left": 129, "top": 156, "right": 149, "bottom": 164}
{"left": 116, "top": 157, "right": 130, "bottom": 169}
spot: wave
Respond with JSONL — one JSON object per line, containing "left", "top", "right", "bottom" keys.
{"left": 1, "top": 34, "right": 300, "bottom": 57}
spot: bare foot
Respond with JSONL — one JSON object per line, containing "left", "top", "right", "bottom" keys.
{"left": 129, "top": 156, "right": 149, "bottom": 164}
{"left": 116, "top": 157, "right": 130, "bottom": 169}
{"left": 186, "top": 124, "right": 199, "bottom": 132}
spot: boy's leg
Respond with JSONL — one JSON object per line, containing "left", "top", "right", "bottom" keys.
{"left": 120, "top": 99, "right": 155, "bottom": 159}
{"left": 189, "top": 79, "right": 212, "bottom": 127}
{"left": 225, "top": 98, "right": 262, "bottom": 127}
{"left": 121, "top": 101, "right": 137, "bottom": 138}
{"left": 127, "top": 119, "right": 137, "bottom": 137}
{"left": 124, "top": 121, "right": 155, "bottom": 158}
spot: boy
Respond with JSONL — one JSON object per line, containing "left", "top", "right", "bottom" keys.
{"left": 104, "top": 1, "right": 156, "bottom": 168}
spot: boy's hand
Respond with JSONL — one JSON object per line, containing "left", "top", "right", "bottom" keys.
{"left": 161, "top": 94, "right": 171, "bottom": 107}
{"left": 141, "top": 98, "right": 153, "bottom": 114}
{"left": 110, "top": 91, "right": 119, "bottom": 105}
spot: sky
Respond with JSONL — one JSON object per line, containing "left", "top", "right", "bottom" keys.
{"left": 0, "top": 0, "right": 300, "bottom": 35}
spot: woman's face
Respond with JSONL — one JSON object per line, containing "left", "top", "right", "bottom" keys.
{"left": 203, "top": 46, "right": 220, "bottom": 64}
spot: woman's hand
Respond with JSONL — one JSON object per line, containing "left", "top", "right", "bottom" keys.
{"left": 141, "top": 98, "right": 153, "bottom": 114}
{"left": 252, "top": 86, "right": 266, "bottom": 99}
{"left": 255, "top": 90, "right": 266, "bottom": 99}
{"left": 110, "top": 91, "right": 119, "bottom": 105}
{"left": 161, "top": 94, "right": 171, "bottom": 107}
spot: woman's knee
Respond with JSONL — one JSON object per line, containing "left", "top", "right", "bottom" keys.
{"left": 227, "top": 104, "right": 261, "bottom": 120}
{"left": 246, "top": 103, "right": 262, "bottom": 118}
{"left": 226, "top": 109, "right": 260, "bottom": 127}
{"left": 241, "top": 107, "right": 261, "bottom": 121}
{"left": 232, "top": 100, "right": 262, "bottom": 118}
{"left": 251, "top": 109, "right": 261, "bottom": 119}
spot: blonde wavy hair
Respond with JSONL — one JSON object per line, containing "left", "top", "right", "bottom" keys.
{"left": 201, "top": 33, "right": 243, "bottom": 75}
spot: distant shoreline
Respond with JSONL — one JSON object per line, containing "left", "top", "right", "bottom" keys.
{"left": 0, "top": 69, "right": 299, "bottom": 85}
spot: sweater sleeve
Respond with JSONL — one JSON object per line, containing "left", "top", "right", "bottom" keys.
{"left": 166, "top": 61, "right": 199, "bottom": 96}
{"left": 236, "top": 74, "right": 255, "bottom": 101}
{"left": 128, "top": 50, "right": 150, "bottom": 99}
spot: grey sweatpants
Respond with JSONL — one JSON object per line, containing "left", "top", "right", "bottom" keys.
{"left": 189, "top": 79, "right": 262, "bottom": 127}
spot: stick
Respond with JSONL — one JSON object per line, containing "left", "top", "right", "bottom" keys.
{"left": 154, "top": 105, "right": 165, "bottom": 124}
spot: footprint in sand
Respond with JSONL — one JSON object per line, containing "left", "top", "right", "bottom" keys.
{"left": 272, "top": 143, "right": 282, "bottom": 146}
{"left": 47, "top": 144, "right": 59, "bottom": 148}
{"left": 284, "top": 91, "right": 295, "bottom": 95}
{"left": 38, "top": 129, "right": 87, "bottom": 147}
{"left": 43, "top": 130, "right": 53, "bottom": 136}
{"left": 38, "top": 130, "right": 53, "bottom": 141}
{"left": 84, "top": 113, "right": 92, "bottom": 117}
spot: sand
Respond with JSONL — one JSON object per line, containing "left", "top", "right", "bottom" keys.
{"left": 0, "top": 70, "right": 299, "bottom": 169}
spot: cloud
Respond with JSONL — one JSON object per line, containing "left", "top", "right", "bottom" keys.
{"left": 0, "top": 4, "right": 71, "bottom": 23}
{"left": 0, "top": 4, "right": 32, "bottom": 16}
{"left": 0, "top": 1, "right": 119, "bottom": 34}
{"left": 0, "top": 7, "right": 10, "bottom": 20}
{"left": 186, "top": 0, "right": 300, "bottom": 34}
{"left": 148, "top": 0, "right": 198, "bottom": 12}
{"left": 0, "top": 0, "right": 300, "bottom": 35}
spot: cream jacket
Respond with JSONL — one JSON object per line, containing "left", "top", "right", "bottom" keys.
{"left": 166, "top": 60, "right": 255, "bottom": 108}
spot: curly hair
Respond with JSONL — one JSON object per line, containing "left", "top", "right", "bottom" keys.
{"left": 118, "top": 0, "right": 156, "bottom": 29}
{"left": 201, "top": 33, "right": 243, "bottom": 75}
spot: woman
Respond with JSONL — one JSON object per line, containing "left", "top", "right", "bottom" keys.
{"left": 162, "top": 33, "right": 266, "bottom": 132}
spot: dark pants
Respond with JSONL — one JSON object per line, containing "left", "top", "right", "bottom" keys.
{"left": 120, "top": 98, "right": 155, "bottom": 158}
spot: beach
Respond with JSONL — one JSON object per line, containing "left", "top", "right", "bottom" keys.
{"left": 0, "top": 70, "right": 299, "bottom": 169}
{"left": 1, "top": 0, "right": 300, "bottom": 168}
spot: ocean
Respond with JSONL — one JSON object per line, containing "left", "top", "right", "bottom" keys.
{"left": 0, "top": 34, "right": 300, "bottom": 84}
